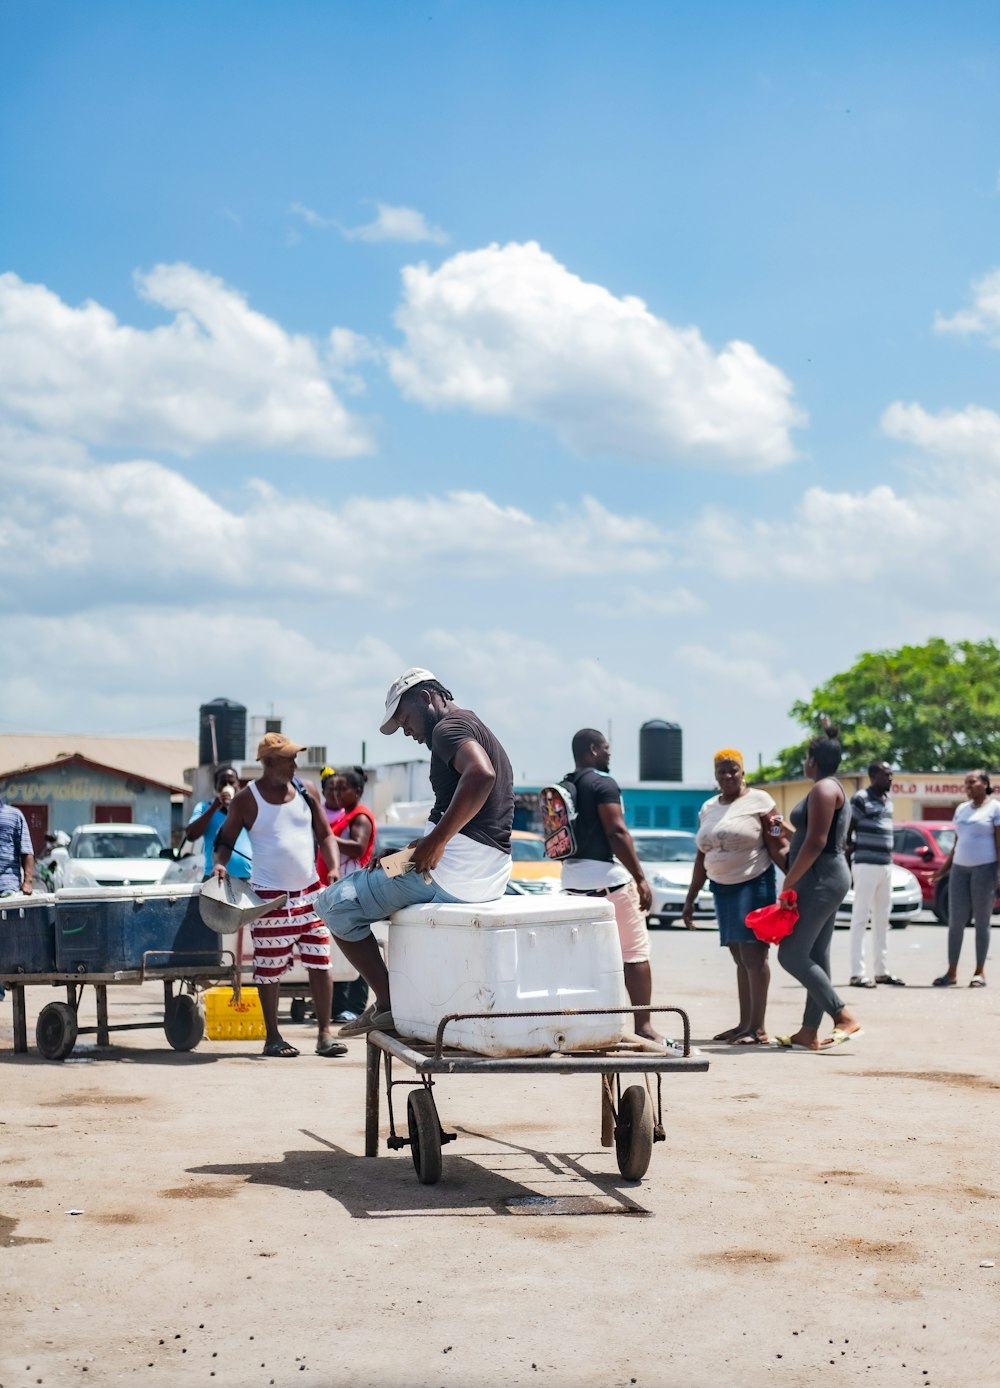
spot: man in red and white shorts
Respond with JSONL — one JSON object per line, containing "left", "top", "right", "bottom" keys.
{"left": 213, "top": 733, "right": 345, "bottom": 1058}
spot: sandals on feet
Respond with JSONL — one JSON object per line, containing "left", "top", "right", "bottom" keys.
{"left": 262, "top": 1041, "right": 300, "bottom": 1058}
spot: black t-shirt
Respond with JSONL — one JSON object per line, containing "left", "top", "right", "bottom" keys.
{"left": 566, "top": 768, "right": 622, "bottom": 862}
{"left": 429, "top": 709, "right": 514, "bottom": 854}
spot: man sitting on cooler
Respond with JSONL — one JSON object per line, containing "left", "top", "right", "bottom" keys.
{"left": 315, "top": 669, "right": 514, "bottom": 1036}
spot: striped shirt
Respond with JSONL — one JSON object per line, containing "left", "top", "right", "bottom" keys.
{"left": 850, "top": 789, "right": 893, "bottom": 865}
{"left": 0, "top": 800, "right": 31, "bottom": 893}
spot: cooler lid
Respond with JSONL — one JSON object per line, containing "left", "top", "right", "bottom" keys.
{"left": 390, "top": 894, "right": 615, "bottom": 929}
{"left": 0, "top": 892, "right": 56, "bottom": 911}
{"left": 56, "top": 884, "right": 202, "bottom": 903}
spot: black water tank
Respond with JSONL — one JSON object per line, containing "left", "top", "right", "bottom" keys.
{"left": 639, "top": 720, "right": 682, "bottom": 781}
{"left": 199, "top": 698, "right": 247, "bottom": 767}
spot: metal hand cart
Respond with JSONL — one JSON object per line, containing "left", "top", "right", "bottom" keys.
{"left": 364, "top": 1005, "right": 708, "bottom": 1185}
{"left": 2, "top": 951, "right": 239, "bottom": 1061}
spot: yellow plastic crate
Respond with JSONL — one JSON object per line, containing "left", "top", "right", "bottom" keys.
{"left": 204, "top": 986, "right": 267, "bottom": 1041}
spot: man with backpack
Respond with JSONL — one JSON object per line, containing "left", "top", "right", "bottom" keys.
{"left": 555, "top": 729, "right": 673, "bottom": 1050}
{"left": 212, "top": 732, "right": 345, "bottom": 1059}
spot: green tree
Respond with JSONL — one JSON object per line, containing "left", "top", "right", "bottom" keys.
{"left": 760, "top": 638, "right": 1000, "bottom": 778}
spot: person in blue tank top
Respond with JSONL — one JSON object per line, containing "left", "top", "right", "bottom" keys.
{"left": 185, "top": 765, "right": 253, "bottom": 881}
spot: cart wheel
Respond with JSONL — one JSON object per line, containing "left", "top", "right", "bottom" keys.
{"left": 615, "top": 1084, "right": 654, "bottom": 1181}
{"left": 289, "top": 998, "right": 308, "bottom": 1024}
{"left": 407, "top": 1088, "right": 443, "bottom": 1185}
{"left": 36, "top": 1002, "right": 78, "bottom": 1062}
{"left": 164, "top": 992, "right": 205, "bottom": 1051}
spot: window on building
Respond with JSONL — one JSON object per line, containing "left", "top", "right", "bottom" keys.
{"left": 633, "top": 805, "right": 651, "bottom": 828}
{"left": 679, "top": 805, "right": 696, "bottom": 829}
{"left": 654, "top": 805, "right": 671, "bottom": 828}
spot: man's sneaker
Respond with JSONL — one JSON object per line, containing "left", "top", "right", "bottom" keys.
{"left": 338, "top": 1004, "right": 395, "bottom": 1037}
{"left": 849, "top": 976, "right": 876, "bottom": 988}
{"left": 332, "top": 1011, "right": 358, "bottom": 1024}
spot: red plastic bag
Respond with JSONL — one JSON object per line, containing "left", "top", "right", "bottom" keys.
{"left": 745, "top": 890, "right": 798, "bottom": 945}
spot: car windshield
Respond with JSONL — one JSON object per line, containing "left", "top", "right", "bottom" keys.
{"left": 375, "top": 826, "right": 423, "bottom": 853}
{"left": 632, "top": 834, "right": 698, "bottom": 862}
{"left": 929, "top": 828, "right": 956, "bottom": 854}
{"left": 511, "top": 838, "right": 546, "bottom": 861}
{"left": 72, "top": 831, "right": 164, "bottom": 860}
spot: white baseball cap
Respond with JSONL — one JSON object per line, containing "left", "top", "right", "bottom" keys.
{"left": 380, "top": 667, "right": 437, "bottom": 734}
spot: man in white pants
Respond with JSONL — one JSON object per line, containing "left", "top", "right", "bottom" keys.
{"left": 846, "top": 761, "right": 905, "bottom": 987}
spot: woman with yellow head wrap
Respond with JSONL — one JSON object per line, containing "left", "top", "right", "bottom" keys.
{"left": 681, "top": 747, "right": 783, "bottom": 1043}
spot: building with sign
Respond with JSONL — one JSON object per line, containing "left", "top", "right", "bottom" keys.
{"left": 0, "top": 736, "right": 195, "bottom": 852}
{"left": 758, "top": 769, "right": 1000, "bottom": 823}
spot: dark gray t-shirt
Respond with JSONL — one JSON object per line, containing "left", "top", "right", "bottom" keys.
{"left": 429, "top": 709, "right": 514, "bottom": 854}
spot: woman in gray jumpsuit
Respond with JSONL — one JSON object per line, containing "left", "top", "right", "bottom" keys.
{"left": 772, "top": 726, "right": 864, "bottom": 1050}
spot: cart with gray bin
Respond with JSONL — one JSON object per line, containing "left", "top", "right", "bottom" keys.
{"left": 0, "top": 885, "right": 237, "bottom": 1061}
{"left": 364, "top": 1005, "right": 708, "bottom": 1186}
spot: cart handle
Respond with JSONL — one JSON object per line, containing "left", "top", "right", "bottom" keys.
{"left": 432, "top": 1004, "right": 691, "bottom": 1061}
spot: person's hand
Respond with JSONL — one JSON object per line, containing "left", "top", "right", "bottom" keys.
{"left": 212, "top": 864, "right": 228, "bottom": 884}
{"left": 368, "top": 840, "right": 419, "bottom": 872}
{"left": 635, "top": 877, "right": 653, "bottom": 913}
{"left": 931, "top": 865, "right": 948, "bottom": 885}
{"left": 680, "top": 900, "right": 696, "bottom": 929}
{"left": 22, "top": 882, "right": 33, "bottom": 896}
{"left": 410, "top": 832, "right": 446, "bottom": 877}
{"left": 762, "top": 810, "right": 788, "bottom": 840}
{"left": 779, "top": 888, "right": 797, "bottom": 908}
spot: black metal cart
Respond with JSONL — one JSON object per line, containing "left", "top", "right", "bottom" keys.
{"left": 364, "top": 1005, "right": 708, "bottom": 1185}
{"left": 2, "top": 952, "right": 239, "bottom": 1061}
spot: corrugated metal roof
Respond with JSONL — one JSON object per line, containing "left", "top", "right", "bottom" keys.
{"left": 0, "top": 734, "right": 197, "bottom": 790}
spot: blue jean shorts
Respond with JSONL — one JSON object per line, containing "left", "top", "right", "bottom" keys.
{"left": 314, "top": 866, "right": 460, "bottom": 943}
{"left": 710, "top": 864, "right": 776, "bottom": 947}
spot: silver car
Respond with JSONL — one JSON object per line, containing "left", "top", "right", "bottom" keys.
{"left": 631, "top": 830, "right": 715, "bottom": 928}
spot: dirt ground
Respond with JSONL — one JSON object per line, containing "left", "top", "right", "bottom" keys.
{"left": 1, "top": 919, "right": 998, "bottom": 1388}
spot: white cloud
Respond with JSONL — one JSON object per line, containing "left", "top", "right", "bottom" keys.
{"left": 0, "top": 433, "right": 674, "bottom": 613}
{"left": 291, "top": 201, "right": 448, "bottom": 245}
{"left": 881, "top": 400, "right": 1000, "bottom": 462}
{"left": 0, "top": 265, "right": 372, "bottom": 457}
{"left": 387, "top": 241, "right": 804, "bottom": 469}
{"left": 342, "top": 203, "right": 448, "bottom": 245}
{"left": 934, "top": 268, "right": 1000, "bottom": 342}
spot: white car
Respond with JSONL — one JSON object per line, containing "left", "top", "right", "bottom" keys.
{"left": 836, "top": 863, "right": 922, "bottom": 927}
{"left": 631, "top": 830, "right": 715, "bottom": 928}
{"left": 65, "top": 823, "right": 173, "bottom": 889}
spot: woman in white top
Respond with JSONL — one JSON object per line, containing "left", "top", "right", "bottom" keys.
{"left": 681, "top": 748, "right": 783, "bottom": 1044}
{"left": 932, "top": 770, "right": 1000, "bottom": 988}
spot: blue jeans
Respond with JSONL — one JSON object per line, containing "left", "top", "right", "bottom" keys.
{"left": 314, "top": 867, "right": 460, "bottom": 943}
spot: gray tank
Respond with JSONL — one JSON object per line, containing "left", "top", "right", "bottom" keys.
{"left": 639, "top": 720, "right": 682, "bottom": 781}
{"left": 199, "top": 698, "right": 247, "bottom": 768}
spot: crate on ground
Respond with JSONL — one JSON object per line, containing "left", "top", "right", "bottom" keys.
{"left": 204, "top": 986, "right": 266, "bottom": 1041}
{"left": 55, "top": 885, "right": 223, "bottom": 974}
{"left": 0, "top": 893, "right": 57, "bottom": 974}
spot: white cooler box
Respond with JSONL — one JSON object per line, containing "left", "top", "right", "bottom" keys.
{"left": 388, "top": 894, "right": 629, "bottom": 1057}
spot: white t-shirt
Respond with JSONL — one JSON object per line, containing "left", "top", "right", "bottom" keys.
{"left": 952, "top": 798, "right": 1000, "bottom": 868}
{"left": 695, "top": 788, "right": 776, "bottom": 885}
{"left": 425, "top": 822, "right": 511, "bottom": 901}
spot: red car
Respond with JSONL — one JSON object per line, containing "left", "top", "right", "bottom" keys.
{"left": 892, "top": 820, "right": 1000, "bottom": 923}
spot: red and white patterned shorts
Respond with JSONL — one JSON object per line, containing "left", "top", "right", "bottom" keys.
{"left": 250, "top": 882, "right": 331, "bottom": 983}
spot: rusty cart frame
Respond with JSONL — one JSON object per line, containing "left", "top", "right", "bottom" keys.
{"left": 364, "top": 1005, "right": 708, "bottom": 1185}
{"left": 1, "top": 949, "right": 239, "bottom": 1061}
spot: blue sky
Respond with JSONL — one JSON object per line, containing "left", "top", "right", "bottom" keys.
{"left": 3, "top": 1, "right": 1000, "bottom": 781}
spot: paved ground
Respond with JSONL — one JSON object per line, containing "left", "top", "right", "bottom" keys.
{"left": 1, "top": 917, "right": 998, "bottom": 1388}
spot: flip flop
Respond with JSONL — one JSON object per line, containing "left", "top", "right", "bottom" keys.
{"left": 262, "top": 1041, "right": 300, "bottom": 1058}
{"left": 969, "top": 977, "right": 988, "bottom": 988}
{"left": 315, "top": 1036, "right": 349, "bottom": 1056}
{"left": 772, "top": 1035, "right": 831, "bottom": 1052}
{"left": 933, "top": 975, "right": 958, "bottom": 987}
{"left": 828, "top": 1027, "right": 863, "bottom": 1046}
